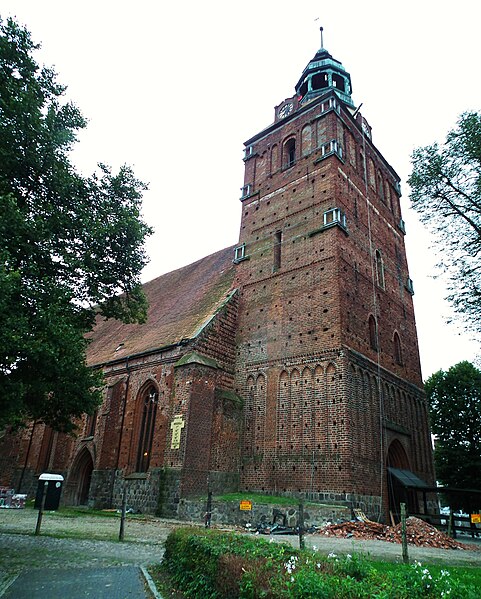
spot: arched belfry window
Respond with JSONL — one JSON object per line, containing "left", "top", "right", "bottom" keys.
{"left": 368, "top": 315, "right": 378, "bottom": 351}
{"left": 332, "top": 73, "right": 345, "bottom": 92}
{"left": 136, "top": 385, "right": 159, "bottom": 472}
{"left": 284, "top": 138, "right": 296, "bottom": 168}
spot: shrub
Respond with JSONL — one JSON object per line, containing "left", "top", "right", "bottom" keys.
{"left": 162, "top": 528, "right": 480, "bottom": 598}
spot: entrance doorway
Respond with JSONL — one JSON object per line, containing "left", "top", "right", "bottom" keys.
{"left": 69, "top": 448, "right": 94, "bottom": 505}
{"left": 386, "top": 439, "right": 416, "bottom": 522}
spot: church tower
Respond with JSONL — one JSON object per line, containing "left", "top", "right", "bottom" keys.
{"left": 234, "top": 36, "right": 435, "bottom": 519}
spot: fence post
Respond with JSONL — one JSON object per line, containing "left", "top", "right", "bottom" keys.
{"left": 400, "top": 502, "right": 409, "bottom": 564}
{"left": 298, "top": 499, "right": 305, "bottom": 549}
{"left": 119, "top": 481, "right": 127, "bottom": 542}
{"left": 204, "top": 489, "right": 212, "bottom": 528}
{"left": 34, "top": 481, "right": 48, "bottom": 536}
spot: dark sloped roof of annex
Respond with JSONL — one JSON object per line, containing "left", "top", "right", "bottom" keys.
{"left": 86, "top": 246, "right": 237, "bottom": 367}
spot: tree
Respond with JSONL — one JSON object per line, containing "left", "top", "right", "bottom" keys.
{"left": 425, "top": 361, "right": 481, "bottom": 490}
{"left": 408, "top": 111, "right": 481, "bottom": 333}
{"left": 0, "top": 18, "right": 152, "bottom": 432}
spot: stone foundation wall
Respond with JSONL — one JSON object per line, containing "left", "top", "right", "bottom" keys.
{"left": 177, "top": 498, "right": 352, "bottom": 528}
{"left": 109, "top": 470, "right": 161, "bottom": 514}
{"left": 89, "top": 469, "right": 116, "bottom": 509}
{"left": 157, "top": 468, "right": 182, "bottom": 517}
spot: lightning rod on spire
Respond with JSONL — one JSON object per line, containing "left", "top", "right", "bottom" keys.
{"left": 320, "top": 26, "right": 324, "bottom": 49}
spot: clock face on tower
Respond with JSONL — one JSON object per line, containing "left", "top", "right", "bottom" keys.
{"left": 278, "top": 102, "right": 293, "bottom": 119}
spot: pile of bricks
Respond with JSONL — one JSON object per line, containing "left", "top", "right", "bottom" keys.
{"left": 319, "top": 520, "right": 387, "bottom": 541}
{"left": 386, "top": 517, "right": 472, "bottom": 550}
{"left": 318, "top": 517, "right": 476, "bottom": 550}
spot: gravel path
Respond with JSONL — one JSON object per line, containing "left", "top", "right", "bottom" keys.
{"left": 1, "top": 507, "right": 480, "bottom": 592}
{"left": 271, "top": 532, "right": 481, "bottom": 567}
{"left": 0, "top": 509, "right": 172, "bottom": 592}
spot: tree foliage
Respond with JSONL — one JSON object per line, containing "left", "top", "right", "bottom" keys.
{"left": 425, "top": 361, "right": 481, "bottom": 490}
{"left": 0, "top": 17, "right": 152, "bottom": 431}
{"left": 408, "top": 111, "right": 481, "bottom": 332}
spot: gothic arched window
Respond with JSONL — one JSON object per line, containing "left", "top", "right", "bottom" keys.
{"left": 135, "top": 385, "right": 159, "bottom": 472}
{"left": 284, "top": 138, "right": 296, "bottom": 168}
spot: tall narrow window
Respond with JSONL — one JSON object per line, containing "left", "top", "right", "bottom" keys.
{"left": 375, "top": 250, "right": 385, "bottom": 289}
{"left": 369, "top": 315, "right": 378, "bottom": 351}
{"left": 378, "top": 172, "right": 385, "bottom": 202}
{"left": 359, "top": 151, "right": 366, "bottom": 182}
{"left": 273, "top": 231, "right": 282, "bottom": 271}
{"left": 86, "top": 409, "right": 98, "bottom": 437}
{"left": 394, "top": 332, "right": 403, "bottom": 365}
{"left": 136, "top": 385, "right": 158, "bottom": 472}
{"left": 284, "top": 138, "right": 296, "bottom": 168}
{"left": 369, "top": 158, "right": 376, "bottom": 190}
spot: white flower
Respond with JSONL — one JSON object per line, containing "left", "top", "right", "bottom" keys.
{"left": 346, "top": 554, "right": 352, "bottom": 560}
{"left": 312, "top": 545, "right": 317, "bottom": 551}
{"left": 317, "top": 563, "right": 321, "bottom": 569}
{"left": 284, "top": 556, "right": 298, "bottom": 574}
{"left": 290, "top": 576, "right": 294, "bottom": 582}
{"left": 328, "top": 552, "right": 337, "bottom": 559}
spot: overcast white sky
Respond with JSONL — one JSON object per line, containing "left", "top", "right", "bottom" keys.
{"left": 2, "top": 0, "right": 480, "bottom": 379}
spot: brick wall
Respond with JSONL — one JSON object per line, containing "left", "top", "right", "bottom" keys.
{"left": 234, "top": 92, "right": 433, "bottom": 517}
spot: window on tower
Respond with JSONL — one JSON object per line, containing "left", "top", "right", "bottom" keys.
{"left": 240, "top": 184, "right": 251, "bottom": 199}
{"left": 233, "top": 243, "right": 248, "bottom": 263}
{"left": 314, "top": 139, "right": 344, "bottom": 164}
{"left": 375, "top": 249, "right": 385, "bottom": 289}
{"left": 378, "top": 172, "right": 385, "bottom": 202}
{"left": 405, "top": 277, "right": 415, "bottom": 295}
{"left": 323, "top": 208, "right": 347, "bottom": 230}
{"left": 312, "top": 72, "right": 328, "bottom": 90}
{"left": 284, "top": 138, "right": 296, "bottom": 168}
{"left": 243, "top": 146, "right": 254, "bottom": 160}
{"left": 332, "top": 73, "right": 346, "bottom": 92}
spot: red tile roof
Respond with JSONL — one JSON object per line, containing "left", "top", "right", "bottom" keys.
{"left": 86, "top": 246, "right": 236, "bottom": 366}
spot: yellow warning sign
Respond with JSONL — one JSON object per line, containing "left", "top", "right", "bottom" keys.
{"left": 470, "top": 513, "right": 481, "bottom": 524}
{"left": 240, "top": 500, "right": 252, "bottom": 511}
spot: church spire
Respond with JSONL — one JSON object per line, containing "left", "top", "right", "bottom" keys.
{"left": 295, "top": 33, "right": 354, "bottom": 108}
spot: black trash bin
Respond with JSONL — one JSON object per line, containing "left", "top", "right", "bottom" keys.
{"left": 35, "top": 473, "right": 64, "bottom": 511}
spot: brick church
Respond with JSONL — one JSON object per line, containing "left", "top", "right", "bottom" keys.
{"left": 0, "top": 40, "right": 435, "bottom": 520}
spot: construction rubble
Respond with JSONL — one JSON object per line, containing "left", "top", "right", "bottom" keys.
{"left": 318, "top": 516, "right": 477, "bottom": 550}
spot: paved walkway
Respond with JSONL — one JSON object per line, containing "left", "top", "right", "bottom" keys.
{"left": 2, "top": 566, "right": 152, "bottom": 598}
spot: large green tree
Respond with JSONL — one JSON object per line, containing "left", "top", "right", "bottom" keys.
{"left": 408, "top": 111, "right": 481, "bottom": 333}
{"left": 0, "top": 17, "right": 151, "bottom": 432}
{"left": 425, "top": 361, "right": 481, "bottom": 490}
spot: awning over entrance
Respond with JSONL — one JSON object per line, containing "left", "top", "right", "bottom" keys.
{"left": 387, "top": 467, "right": 430, "bottom": 489}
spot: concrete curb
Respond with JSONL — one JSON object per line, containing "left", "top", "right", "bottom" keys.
{"left": 141, "top": 566, "right": 163, "bottom": 599}
{"left": 0, "top": 573, "right": 19, "bottom": 598}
